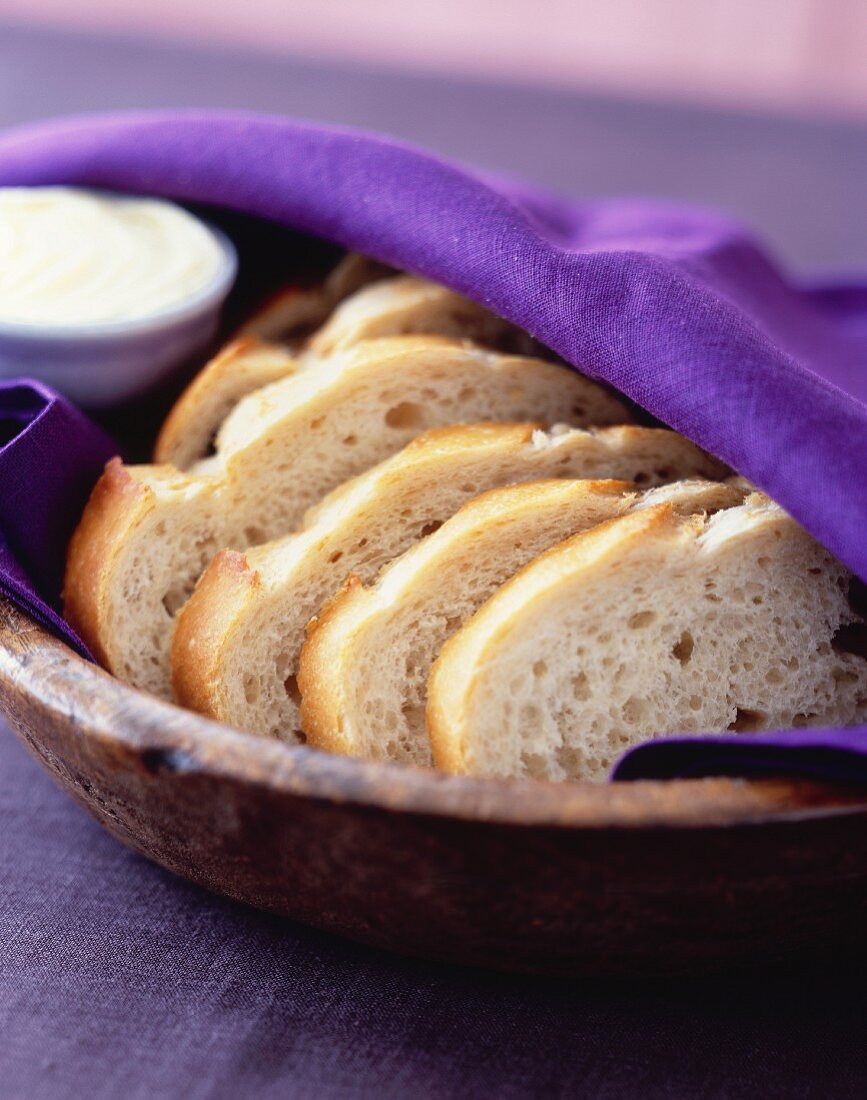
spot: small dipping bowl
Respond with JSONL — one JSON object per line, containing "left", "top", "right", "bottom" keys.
{"left": 0, "top": 190, "right": 238, "bottom": 407}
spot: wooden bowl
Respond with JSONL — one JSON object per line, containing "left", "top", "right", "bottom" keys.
{"left": 2, "top": 592, "right": 866, "bottom": 977}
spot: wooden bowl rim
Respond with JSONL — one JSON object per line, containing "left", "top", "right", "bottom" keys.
{"left": 4, "top": 596, "right": 867, "bottom": 831}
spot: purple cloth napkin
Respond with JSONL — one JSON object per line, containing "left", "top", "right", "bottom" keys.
{"left": 0, "top": 109, "right": 865, "bottom": 784}
{"left": 0, "top": 378, "right": 115, "bottom": 658}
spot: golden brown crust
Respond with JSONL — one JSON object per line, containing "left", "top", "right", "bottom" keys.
{"left": 425, "top": 676, "right": 465, "bottom": 775}
{"left": 171, "top": 550, "right": 262, "bottom": 715}
{"left": 305, "top": 275, "right": 542, "bottom": 361}
{"left": 303, "top": 422, "right": 545, "bottom": 527}
{"left": 298, "top": 575, "right": 366, "bottom": 755}
{"left": 399, "top": 420, "right": 540, "bottom": 454}
{"left": 62, "top": 458, "right": 154, "bottom": 669}
{"left": 384, "top": 422, "right": 723, "bottom": 482}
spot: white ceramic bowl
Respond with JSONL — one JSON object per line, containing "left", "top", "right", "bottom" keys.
{"left": 0, "top": 223, "right": 237, "bottom": 408}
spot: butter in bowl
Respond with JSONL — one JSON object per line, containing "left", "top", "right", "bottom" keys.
{"left": 0, "top": 187, "right": 237, "bottom": 407}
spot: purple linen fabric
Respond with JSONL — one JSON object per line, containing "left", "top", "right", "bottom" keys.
{"left": 0, "top": 109, "right": 865, "bottom": 782}
{"left": 613, "top": 727, "right": 867, "bottom": 783}
{"left": 0, "top": 379, "right": 115, "bottom": 658}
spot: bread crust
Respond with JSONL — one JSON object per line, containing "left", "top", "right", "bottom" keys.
{"left": 236, "top": 282, "right": 330, "bottom": 343}
{"left": 171, "top": 549, "right": 262, "bottom": 715}
{"left": 305, "top": 275, "right": 541, "bottom": 360}
{"left": 238, "top": 253, "right": 393, "bottom": 342}
{"left": 297, "top": 575, "right": 366, "bottom": 755}
{"left": 63, "top": 458, "right": 156, "bottom": 670}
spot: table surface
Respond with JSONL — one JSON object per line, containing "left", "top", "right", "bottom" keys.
{"left": 2, "top": 21, "right": 867, "bottom": 1100}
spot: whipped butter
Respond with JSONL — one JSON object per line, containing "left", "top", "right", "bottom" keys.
{"left": 0, "top": 187, "right": 227, "bottom": 327}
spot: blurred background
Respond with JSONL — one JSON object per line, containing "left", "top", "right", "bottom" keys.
{"left": 0, "top": 0, "right": 864, "bottom": 270}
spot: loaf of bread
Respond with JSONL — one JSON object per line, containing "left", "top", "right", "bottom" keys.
{"left": 68, "top": 246, "right": 861, "bottom": 788}
{"left": 65, "top": 337, "right": 627, "bottom": 698}
{"left": 172, "top": 423, "right": 726, "bottom": 740}
{"left": 426, "top": 497, "right": 867, "bottom": 781}
{"left": 298, "top": 479, "right": 745, "bottom": 765}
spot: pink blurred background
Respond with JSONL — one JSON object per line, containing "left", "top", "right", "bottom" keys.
{"left": 1, "top": 0, "right": 865, "bottom": 119}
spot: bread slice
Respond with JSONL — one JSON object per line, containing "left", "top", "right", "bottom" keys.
{"left": 154, "top": 339, "right": 298, "bottom": 469}
{"left": 426, "top": 498, "right": 867, "bottom": 782}
{"left": 298, "top": 479, "right": 745, "bottom": 765}
{"left": 66, "top": 338, "right": 628, "bottom": 698}
{"left": 305, "top": 275, "right": 544, "bottom": 360}
{"left": 172, "top": 424, "right": 727, "bottom": 741}
{"left": 237, "top": 252, "right": 393, "bottom": 343}
{"left": 155, "top": 273, "right": 559, "bottom": 470}
{"left": 156, "top": 254, "right": 392, "bottom": 468}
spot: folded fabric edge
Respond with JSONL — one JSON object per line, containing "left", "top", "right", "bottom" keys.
{"left": 613, "top": 730, "right": 867, "bottom": 785}
{"left": 0, "top": 379, "right": 116, "bottom": 658}
{"left": 0, "top": 570, "right": 93, "bottom": 660}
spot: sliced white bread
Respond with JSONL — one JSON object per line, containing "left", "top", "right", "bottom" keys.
{"left": 426, "top": 497, "right": 867, "bottom": 782}
{"left": 156, "top": 256, "right": 391, "bottom": 468}
{"left": 304, "top": 275, "right": 544, "bottom": 360}
{"left": 298, "top": 479, "right": 745, "bottom": 765}
{"left": 65, "top": 338, "right": 627, "bottom": 698}
{"left": 196, "top": 335, "right": 628, "bottom": 516}
{"left": 172, "top": 424, "right": 727, "bottom": 742}
{"left": 157, "top": 264, "right": 511, "bottom": 468}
